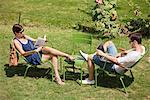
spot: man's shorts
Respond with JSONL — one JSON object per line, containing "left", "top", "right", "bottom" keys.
{"left": 93, "top": 43, "right": 118, "bottom": 72}
{"left": 93, "top": 55, "right": 115, "bottom": 72}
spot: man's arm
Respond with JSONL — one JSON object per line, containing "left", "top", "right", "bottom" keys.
{"left": 96, "top": 49, "right": 118, "bottom": 63}
{"left": 115, "top": 48, "right": 134, "bottom": 58}
{"left": 96, "top": 49, "right": 129, "bottom": 70}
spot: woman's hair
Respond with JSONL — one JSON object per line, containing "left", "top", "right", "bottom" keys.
{"left": 129, "top": 33, "right": 142, "bottom": 44}
{"left": 12, "top": 24, "right": 24, "bottom": 34}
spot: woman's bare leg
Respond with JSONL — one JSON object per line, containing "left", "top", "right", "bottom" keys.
{"left": 51, "top": 55, "right": 65, "bottom": 85}
{"left": 42, "top": 47, "right": 73, "bottom": 60}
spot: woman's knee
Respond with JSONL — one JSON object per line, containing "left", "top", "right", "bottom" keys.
{"left": 51, "top": 55, "right": 58, "bottom": 59}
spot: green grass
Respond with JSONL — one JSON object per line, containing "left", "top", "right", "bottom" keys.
{"left": 0, "top": 0, "right": 150, "bottom": 100}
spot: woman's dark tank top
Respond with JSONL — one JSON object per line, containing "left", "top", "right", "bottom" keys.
{"left": 15, "top": 38, "right": 42, "bottom": 65}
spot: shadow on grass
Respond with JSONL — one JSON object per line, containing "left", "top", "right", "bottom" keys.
{"left": 64, "top": 71, "right": 87, "bottom": 81}
{"left": 4, "top": 63, "right": 134, "bottom": 89}
{"left": 63, "top": 67, "right": 134, "bottom": 89}
{"left": 97, "top": 72, "right": 134, "bottom": 88}
{"left": 73, "top": 24, "right": 99, "bottom": 35}
{"left": 4, "top": 63, "right": 53, "bottom": 80}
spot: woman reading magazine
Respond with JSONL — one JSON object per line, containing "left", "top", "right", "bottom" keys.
{"left": 12, "top": 24, "right": 74, "bottom": 85}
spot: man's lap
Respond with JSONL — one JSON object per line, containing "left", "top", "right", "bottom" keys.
{"left": 93, "top": 55, "right": 114, "bottom": 72}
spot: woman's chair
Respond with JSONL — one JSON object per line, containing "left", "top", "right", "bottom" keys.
{"left": 9, "top": 41, "right": 56, "bottom": 81}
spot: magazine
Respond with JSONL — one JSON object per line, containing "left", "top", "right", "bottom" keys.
{"left": 34, "top": 36, "right": 46, "bottom": 48}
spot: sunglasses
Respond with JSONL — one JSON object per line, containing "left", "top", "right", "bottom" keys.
{"left": 19, "top": 29, "right": 24, "bottom": 33}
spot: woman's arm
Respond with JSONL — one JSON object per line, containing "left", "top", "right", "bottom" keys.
{"left": 13, "top": 39, "right": 37, "bottom": 56}
{"left": 24, "top": 34, "right": 36, "bottom": 42}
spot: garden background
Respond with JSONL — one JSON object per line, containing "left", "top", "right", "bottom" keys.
{"left": 0, "top": 0, "right": 150, "bottom": 100}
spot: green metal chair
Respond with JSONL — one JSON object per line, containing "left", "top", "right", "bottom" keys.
{"left": 16, "top": 50, "right": 55, "bottom": 81}
{"left": 63, "top": 32, "right": 93, "bottom": 85}
{"left": 94, "top": 48, "right": 148, "bottom": 94}
{"left": 9, "top": 39, "right": 55, "bottom": 81}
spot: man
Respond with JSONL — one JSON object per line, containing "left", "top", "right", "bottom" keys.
{"left": 79, "top": 33, "right": 145, "bottom": 84}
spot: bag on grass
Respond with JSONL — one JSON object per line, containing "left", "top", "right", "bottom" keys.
{"left": 9, "top": 42, "right": 19, "bottom": 66}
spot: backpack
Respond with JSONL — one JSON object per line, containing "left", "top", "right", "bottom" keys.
{"left": 9, "top": 42, "right": 19, "bottom": 66}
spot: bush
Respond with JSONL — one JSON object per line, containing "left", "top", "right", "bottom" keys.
{"left": 92, "top": 0, "right": 119, "bottom": 37}
{"left": 126, "top": 18, "right": 150, "bottom": 37}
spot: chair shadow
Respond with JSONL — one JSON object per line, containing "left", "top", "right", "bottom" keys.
{"left": 64, "top": 71, "right": 83, "bottom": 81}
{"left": 97, "top": 72, "right": 134, "bottom": 88}
{"left": 4, "top": 63, "right": 53, "bottom": 80}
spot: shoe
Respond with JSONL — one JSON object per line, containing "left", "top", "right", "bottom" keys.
{"left": 79, "top": 50, "right": 88, "bottom": 61}
{"left": 80, "top": 78, "right": 95, "bottom": 85}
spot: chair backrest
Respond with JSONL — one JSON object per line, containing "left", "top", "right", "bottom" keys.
{"left": 130, "top": 47, "right": 148, "bottom": 69}
{"left": 72, "top": 32, "right": 93, "bottom": 54}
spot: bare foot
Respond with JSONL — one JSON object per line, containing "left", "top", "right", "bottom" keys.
{"left": 57, "top": 81, "right": 65, "bottom": 85}
{"left": 66, "top": 55, "right": 74, "bottom": 61}
{"left": 55, "top": 77, "right": 65, "bottom": 85}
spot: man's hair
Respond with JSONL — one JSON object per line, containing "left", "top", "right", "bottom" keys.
{"left": 12, "top": 24, "right": 24, "bottom": 34}
{"left": 129, "top": 33, "right": 142, "bottom": 44}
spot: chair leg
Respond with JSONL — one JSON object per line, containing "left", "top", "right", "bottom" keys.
{"left": 63, "top": 66, "right": 65, "bottom": 81}
{"left": 80, "top": 65, "right": 83, "bottom": 86}
{"left": 24, "top": 65, "right": 32, "bottom": 78}
{"left": 79, "top": 61, "right": 86, "bottom": 86}
{"left": 120, "top": 76, "right": 128, "bottom": 94}
{"left": 51, "top": 66, "right": 54, "bottom": 82}
{"left": 95, "top": 68, "right": 98, "bottom": 88}
{"left": 48, "top": 61, "right": 54, "bottom": 82}
{"left": 73, "top": 63, "right": 75, "bottom": 73}
{"left": 130, "top": 70, "right": 134, "bottom": 79}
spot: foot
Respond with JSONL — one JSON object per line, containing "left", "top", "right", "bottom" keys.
{"left": 66, "top": 55, "right": 74, "bottom": 61}
{"left": 56, "top": 81, "right": 65, "bottom": 85}
{"left": 79, "top": 50, "right": 88, "bottom": 61}
{"left": 79, "top": 78, "right": 95, "bottom": 85}
{"left": 65, "top": 55, "right": 75, "bottom": 64}
{"left": 55, "top": 78, "right": 65, "bottom": 85}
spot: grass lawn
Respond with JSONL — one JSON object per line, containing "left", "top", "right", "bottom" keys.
{"left": 0, "top": 0, "right": 150, "bottom": 100}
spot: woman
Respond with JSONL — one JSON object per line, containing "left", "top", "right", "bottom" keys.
{"left": 12, "top": 24, "right": 74, "bottom": 85}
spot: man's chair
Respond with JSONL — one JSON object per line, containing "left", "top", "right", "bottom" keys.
{"left": 63, "top": 32, "right": 93, "bottom": 84}
{"left": 94, "top": 48, "right": 148, "bottom": 95}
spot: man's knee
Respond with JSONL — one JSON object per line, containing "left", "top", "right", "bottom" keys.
{"left": 88, "top": 54, "right": 94, "bottom": 60}
{"left": 105, "top": 40, "right": 113, "bottom": 45}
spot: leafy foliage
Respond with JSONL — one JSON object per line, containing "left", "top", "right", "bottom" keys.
{"left": 126, "top": 18, "right": 150, "bottom": 37}
{"left": 92, "top": 0, "right": 119, "bottom": 37}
